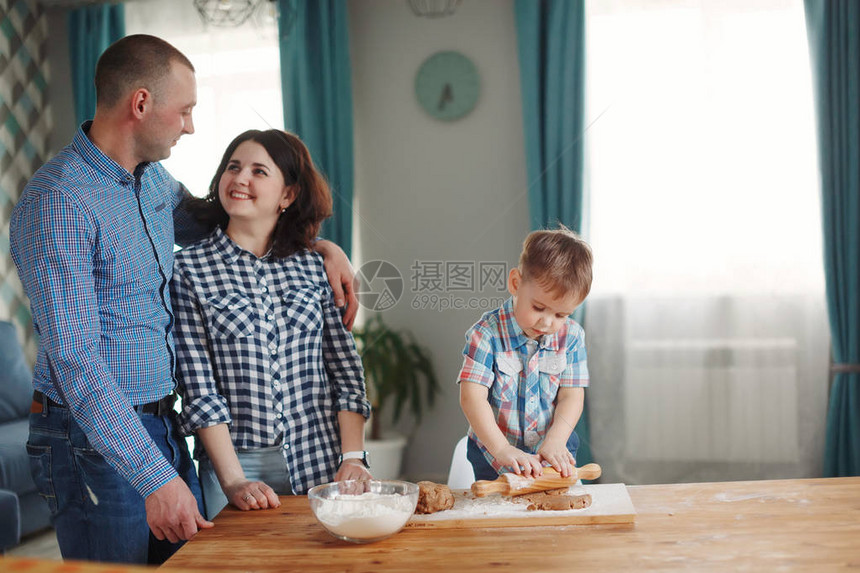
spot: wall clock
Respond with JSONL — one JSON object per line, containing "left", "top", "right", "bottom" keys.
{"left": 415, "top": 51, "right": 481, "bottom": 121}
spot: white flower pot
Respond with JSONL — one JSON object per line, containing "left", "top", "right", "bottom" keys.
{"left": 365, "top": 434, "right": 407, "bottom": 480}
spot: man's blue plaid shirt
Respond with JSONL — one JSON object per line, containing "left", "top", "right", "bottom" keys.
{"left": 10, "top": 123, "right": 195, "bottom": 497}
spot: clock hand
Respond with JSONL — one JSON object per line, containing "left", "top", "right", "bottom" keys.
{"left": 438, "top": 83, "right": 454, "bottom": 111}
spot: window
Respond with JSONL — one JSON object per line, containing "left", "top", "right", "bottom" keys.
{"left": 126, "top": 0, "right": 283, "bottom": 197}
{"left": 584, "top": 0, "right": 828, "bottom": 484}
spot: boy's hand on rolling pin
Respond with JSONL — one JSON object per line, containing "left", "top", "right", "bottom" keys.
{"left": 538, "top": 439, "right": 576, "bottom": 478}
{"left": 492, "top": 445, "right": 543, "bottom": 477}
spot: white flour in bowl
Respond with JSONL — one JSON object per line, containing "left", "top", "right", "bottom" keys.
{"left": 314, "top": 492, "right": 414, "bottom": 539}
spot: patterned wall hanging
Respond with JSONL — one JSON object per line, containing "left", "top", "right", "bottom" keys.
{"left": 0, "top": 0, "right": 51, "bottom": 360}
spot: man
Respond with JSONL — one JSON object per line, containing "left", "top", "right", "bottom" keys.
{"left": 10, "top": 34, "right": 357, "bottom": 565}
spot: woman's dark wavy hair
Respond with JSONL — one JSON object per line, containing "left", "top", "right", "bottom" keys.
{"left": 184, "top": 129, "right": 333, "bottom": 258}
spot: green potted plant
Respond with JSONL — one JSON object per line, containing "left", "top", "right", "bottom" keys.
{"left": 352, "top": 314, "right": 440, "bottom": 478}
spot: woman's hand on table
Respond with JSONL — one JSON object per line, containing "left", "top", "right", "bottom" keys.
{"left": 225, "top": 479, "right": 281, "bottom": 511}
{"left": 335, "top": 459, "right": 372, "bottom": 481}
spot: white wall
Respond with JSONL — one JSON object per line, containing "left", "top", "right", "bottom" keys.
{"left": 349, "top": 0, "right": 529, "bottom": 480}
{"left": 45, "top": 6, "right": 75, "bottom": 153}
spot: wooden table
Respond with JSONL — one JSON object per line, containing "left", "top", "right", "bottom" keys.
{"left": 0, "top": 556, "right": 204, "bottom": 572}
{"left": 162, "top": 477, "right": 860, "bottom": 571}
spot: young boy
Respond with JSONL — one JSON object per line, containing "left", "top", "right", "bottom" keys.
{"left": 459, "top": 227, "right": 592, "bottom": 481}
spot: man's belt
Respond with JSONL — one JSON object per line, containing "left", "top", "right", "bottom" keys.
{"left": 31, "top": 390, "right": 177, "bottom": 416}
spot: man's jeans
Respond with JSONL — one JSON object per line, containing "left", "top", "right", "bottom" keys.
{"left": 467, "top": 431, "right": 580, "bottom": 481}
{"left": 27, "top": 401, "right": 203, "bottom": 565}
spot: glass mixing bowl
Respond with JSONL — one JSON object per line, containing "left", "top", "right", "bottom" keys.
{"left": 308, "top": 480, "right": 419, "bottom": 543}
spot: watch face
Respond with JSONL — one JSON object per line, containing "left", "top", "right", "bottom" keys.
{"left": 415, "top": 51, "right": 481, "bottom": 121}
{"left": 363, "top": 450, "right": 371, "bottom": 469}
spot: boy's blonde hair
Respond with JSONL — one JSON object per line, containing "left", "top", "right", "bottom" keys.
{"left": 519, "top": 226, "right": 593, "bottom": 300}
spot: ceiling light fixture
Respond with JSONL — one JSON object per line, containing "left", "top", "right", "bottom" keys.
{"left": 193, "top": 0, "right": 262, "bottom": 28}
{"left": 407, "top": 0, "right": 462, "bottom": 18}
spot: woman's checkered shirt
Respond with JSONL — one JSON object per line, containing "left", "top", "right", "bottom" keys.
{"left": 170, "top": 228, "right": 370, "bottom": 494}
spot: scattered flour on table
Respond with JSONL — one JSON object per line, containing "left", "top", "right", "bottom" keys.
{"left": 713, "top": 493, "right": 779, "bottom": 503}
{"left": 415, "top": 487, "right": 592, "bottom": 521}
{"left": 314, "top": 492, "right": 414, "bottom": 539}
{"left": 407, "top": 484, "right": 637, "bottom": 525}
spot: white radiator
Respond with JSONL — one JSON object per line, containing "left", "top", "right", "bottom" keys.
{"left": 624, "top": 338, "right": 799, "bottom": 463}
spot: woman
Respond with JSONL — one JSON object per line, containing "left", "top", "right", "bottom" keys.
{"left": 170, "top": 129, "right": 371, "bottom": 518}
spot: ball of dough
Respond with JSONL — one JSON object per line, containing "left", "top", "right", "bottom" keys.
{"left": 415, "top": 481, "right": 455, "bottom": 514}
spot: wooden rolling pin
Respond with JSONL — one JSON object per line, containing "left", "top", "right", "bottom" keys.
{"left": 471, "top": 463, "right": 602, "bottom": 497}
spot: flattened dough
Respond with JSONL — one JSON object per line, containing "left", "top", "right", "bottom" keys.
{"left": 523, "top": 491, "right": 592, "bottom": 511}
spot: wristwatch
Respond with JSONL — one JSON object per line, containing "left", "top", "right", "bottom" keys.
{"left": 338, "top": 450, "right": 370, "bottom": 469}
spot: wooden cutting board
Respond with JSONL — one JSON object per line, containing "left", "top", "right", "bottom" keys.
{"left": 407, "top": 483, "right": 635, "bottom": 529}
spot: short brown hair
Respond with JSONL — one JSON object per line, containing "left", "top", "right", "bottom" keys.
{"left": 95, "top": 34, "right": 194, "bottom": 108}
{"left": 184, "top": 129, "right": 333, "bottom": 258}
{"left": 519, "top": 226, "right": 593, "bottom": 300}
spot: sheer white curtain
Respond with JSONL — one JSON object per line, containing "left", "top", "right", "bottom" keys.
{"left": 126, "top": 0, "right": 283, "bottom": 196}
{"left": 584, "top": 0, "right": 829, "bottom": 484}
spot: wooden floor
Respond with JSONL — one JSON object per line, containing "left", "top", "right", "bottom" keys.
{"left": 6, "top": 529, "right": 61, "bottom": 560}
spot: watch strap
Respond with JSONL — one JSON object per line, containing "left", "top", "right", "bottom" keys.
{"left": 339, "top": 450, "right": 369, "bottom": 468}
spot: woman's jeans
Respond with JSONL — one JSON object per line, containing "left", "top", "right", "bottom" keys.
{"left": 467, "top": 431, "right": 580, "bottom": 481}
{"left": 198, "top": 445, "right": 293, "bottom": 519}
{"left": 27, "top": 402, "right": 203, "bottom": 565}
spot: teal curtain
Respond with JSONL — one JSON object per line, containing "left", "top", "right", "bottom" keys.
{"left": 278, "top": 0, "right": 354, "bottom": 258}
{"left": 804, "top": 0, "right": 860, "bottom": 477}
{"left": 68, "top": 4, "right": 125, "bottom": 126}
{"left": 515, "top": 0, "right": 586, "bottom": 233}
{"left": 514, "top": 0, "right": 592, "bottom": 466}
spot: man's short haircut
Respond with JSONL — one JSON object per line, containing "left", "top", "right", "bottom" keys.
{"left": 519, "top": 226, "right": 593, "bottom": 300}
{"left": 94, "top": 34, "right": 194, "bottom": 109}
